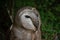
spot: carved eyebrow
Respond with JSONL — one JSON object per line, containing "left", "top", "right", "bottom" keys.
{"left": 25, "top": 15, "right": 31, "bottom": 18}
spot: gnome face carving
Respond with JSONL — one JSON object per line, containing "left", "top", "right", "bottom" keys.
{"left": 10, "top": 7, "right": 41, "bottom": 40}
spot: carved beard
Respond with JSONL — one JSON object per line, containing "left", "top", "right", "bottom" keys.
{"left": 18, "top": 9, "right": 39, "bottom": 31}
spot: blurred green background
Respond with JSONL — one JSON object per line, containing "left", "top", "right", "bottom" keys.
{"left": 0, "top": 0, "right": 60, "bottom": 40}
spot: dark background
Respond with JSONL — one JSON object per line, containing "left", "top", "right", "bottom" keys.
{"left": 0, "top": 0, "right": 60, "bottom": 40}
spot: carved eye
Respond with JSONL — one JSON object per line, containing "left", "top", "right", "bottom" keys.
{"left": 25, "top": 15, "right": 30, "bottom": 18}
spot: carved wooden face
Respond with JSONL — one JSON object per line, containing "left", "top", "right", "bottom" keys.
{"left": 15, "top": 7, "right": 41, "bottom": 31}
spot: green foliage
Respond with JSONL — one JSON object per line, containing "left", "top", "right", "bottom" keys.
{"left": 14, "top": 0, "right": 35, "bottom": 11}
